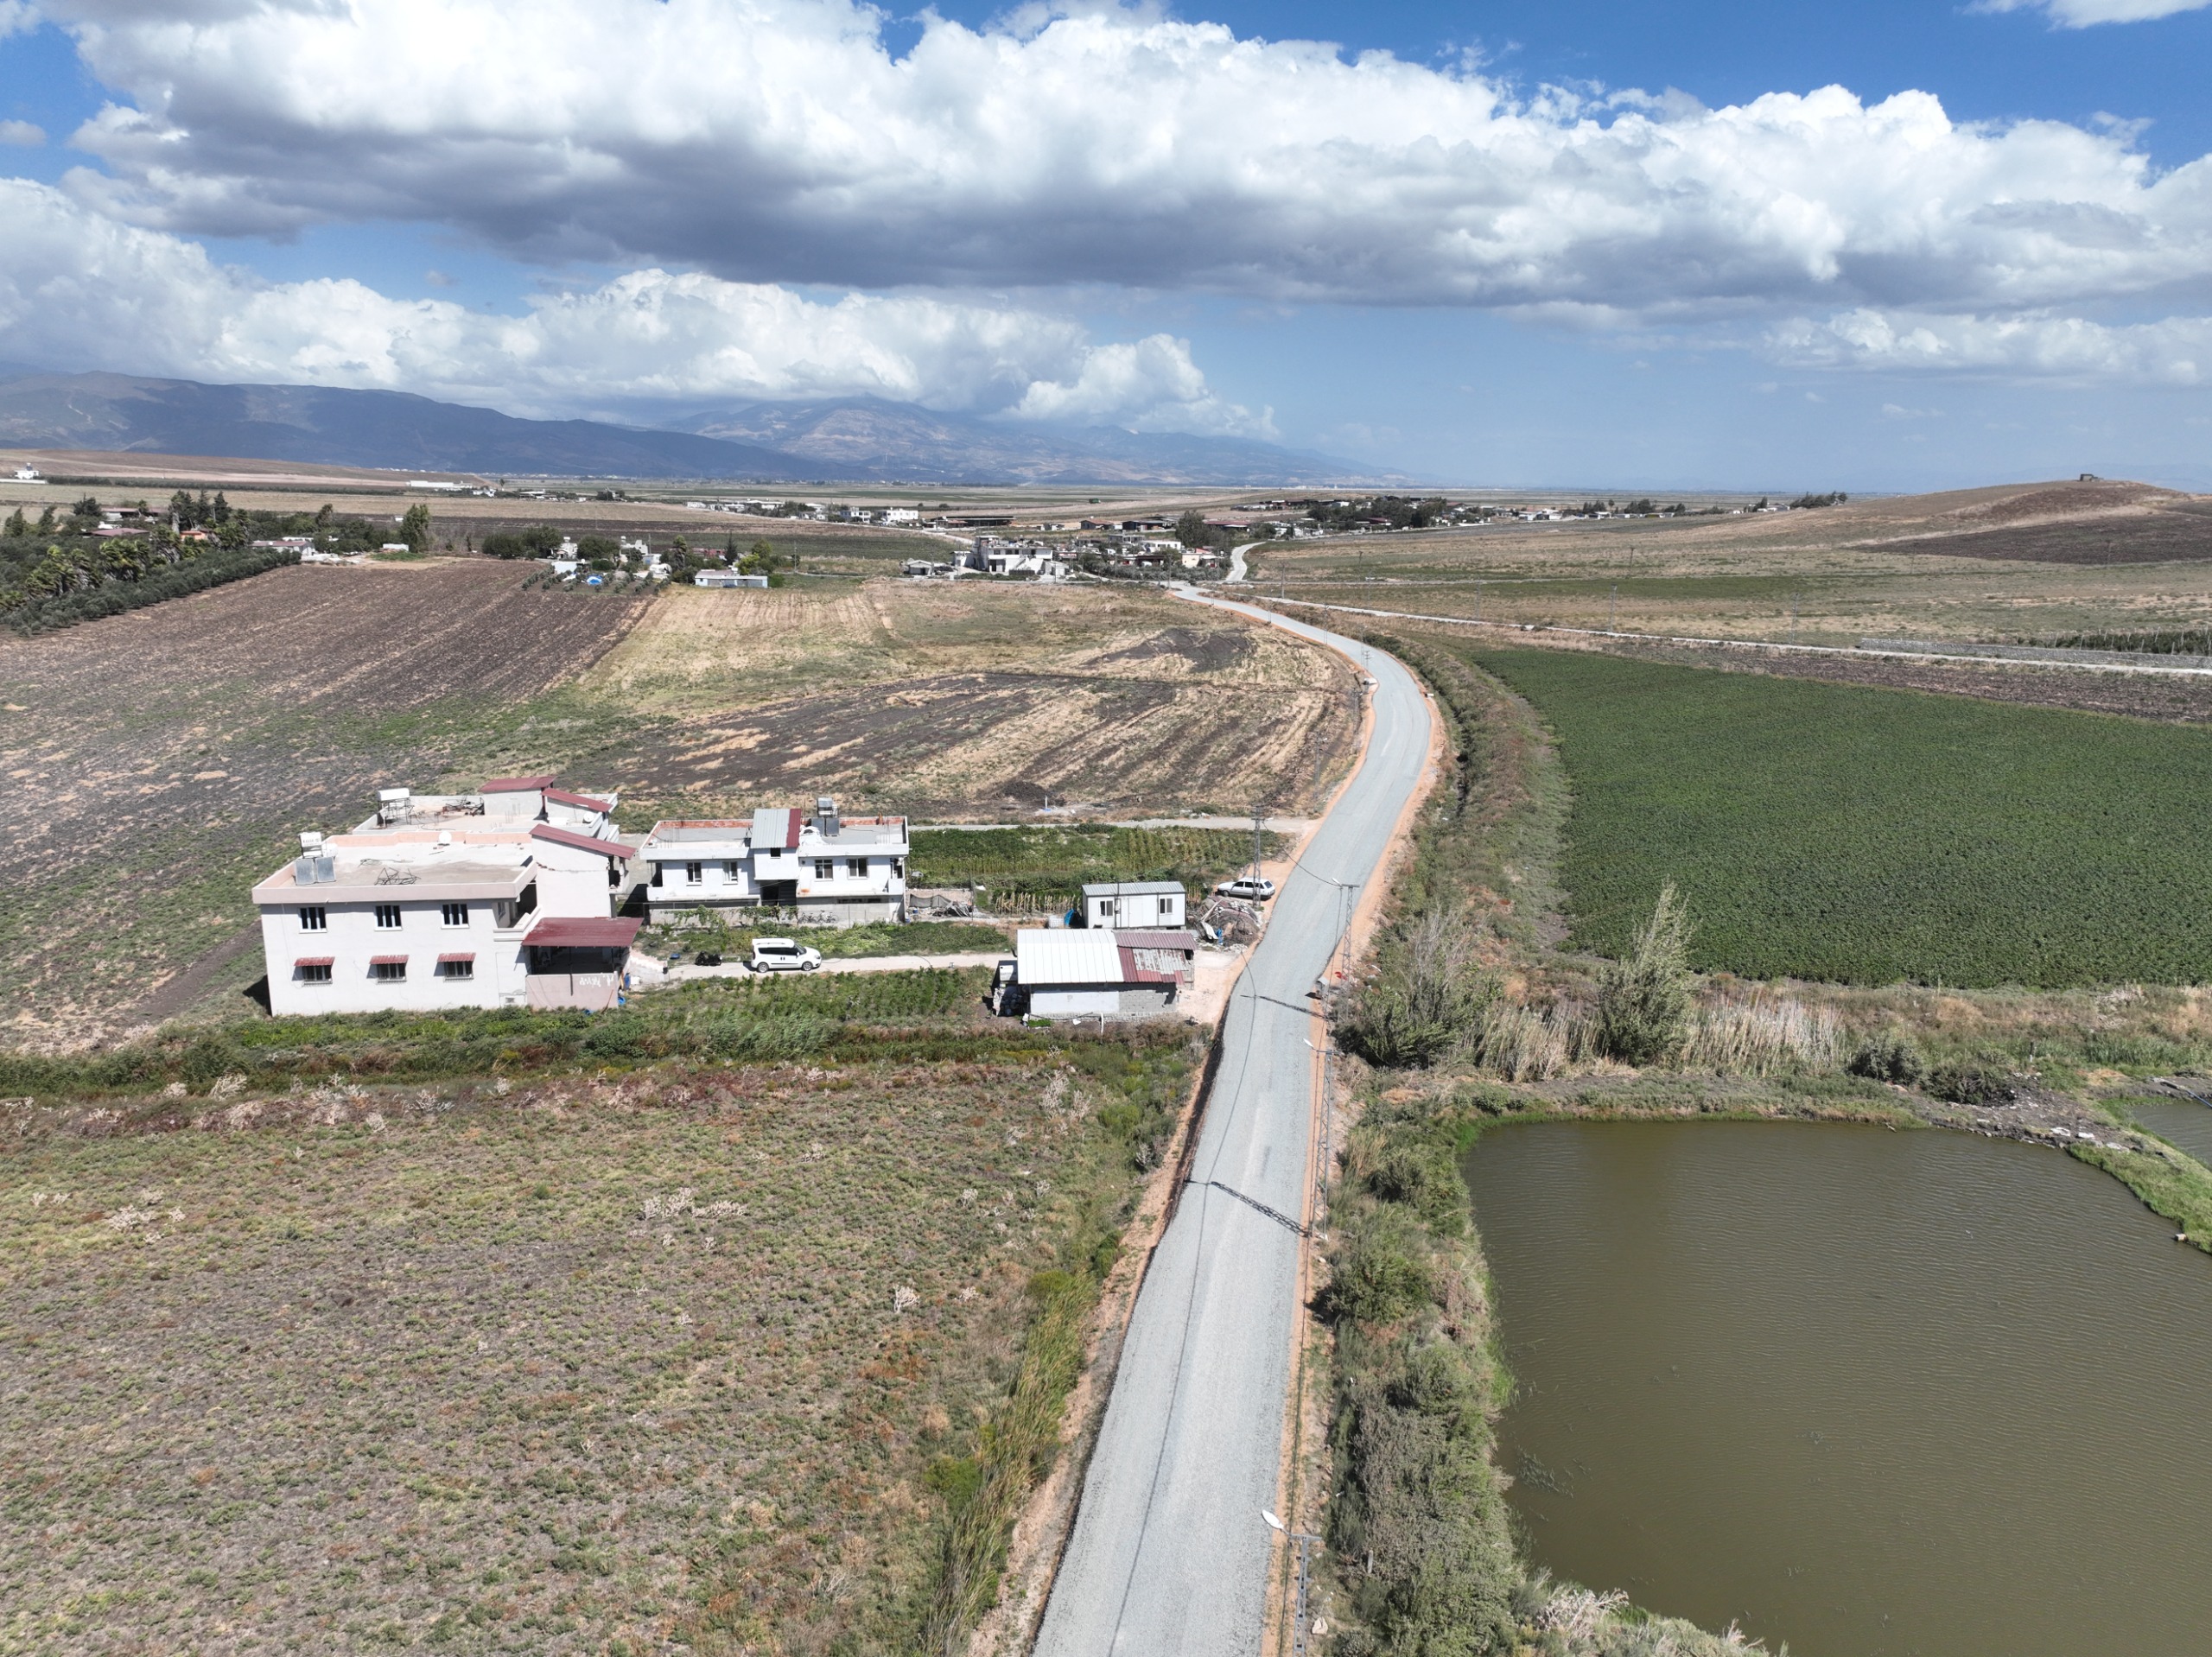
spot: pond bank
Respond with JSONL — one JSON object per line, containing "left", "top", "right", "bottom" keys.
{"left": 1467, "top": 1117, "right": 2212, "bottom": 1657}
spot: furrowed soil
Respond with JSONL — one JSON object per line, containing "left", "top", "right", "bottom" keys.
{"left": 578, "top": 581, "right": 1357, "bottom": 822}
{"left": 0, "top": 1051, "right": 1174, "bottom": 1656}
{"left": 0, "top": 561, "right": 649, "bottom": 1050}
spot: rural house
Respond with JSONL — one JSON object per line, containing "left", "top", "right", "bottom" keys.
{"left": 1077, "top": 879, "right": 1188, "bottom": 930}
{"left": 253, "top": 777, "right": 638, "bottom": 1016}
{"left": 639, "top": 797, "right": 908, "bottom": 925}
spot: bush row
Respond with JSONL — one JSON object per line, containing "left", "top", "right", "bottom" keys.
{"left": 5, "top": 545, "right": 301, "bottom": 636}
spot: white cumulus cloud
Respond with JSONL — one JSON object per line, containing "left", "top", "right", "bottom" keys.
{"left": 1975, "top": 0, "right": 2211, "bottom": 27}
{"left": 0, "top": 179, "right": 1262, "bottom": 429}
{"left": 27, "top": 0, "right": 2212, "bottom": 318}
{"left": 1770, "top": 308, "right": 2209, "bottom": 384}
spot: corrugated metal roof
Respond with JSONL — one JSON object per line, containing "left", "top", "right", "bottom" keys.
{"left": 482, "top": 773, "right": 558, "bottom": 793}
{"left": 543, "top": 787, "right": 613, "bottom": 810}
{"left": 1080, "top": 880, "right": 1185, "bottom": 898}
{"left": 524, "top": 917, "right": 642, "bottom": 949}
{"left": 1115, "top": 930, "right": 1197, "bottom": 950}
{"left": 295, "top": 955, "right": 334, "bottom": 968}
{"left": 530, "top": 822, "right": 635, "bottom": 859}
{"left": 1015, "top": 929, "right": 1125, "bottom": 986}
{"left": 369, "top": 954, "right": 408, "bottom": 966}
{"left": 436, "top": 952, "right": 476, "bottom": 963}
{"left": 750, "top": 807, "right": 801, "bottom": 850}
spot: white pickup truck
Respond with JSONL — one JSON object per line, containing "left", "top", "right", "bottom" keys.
{"left": 750, "top": 937, "right": 823, "bottom": 973}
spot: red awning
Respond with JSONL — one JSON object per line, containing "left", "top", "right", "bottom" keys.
{"left": 437, "top": 952, "right": 476, "bottom": 963}
{"left": 482, "top": 773, "right": 558, "bottom": 793}
{"left": 523, "top": 917, "right": 641, "bottom": 949}
{"left": 543, "top": 787, "right": 613, "bottom": 810}
{"left": 296, "top": 956, "right": 334, "bottom": 968}
{"left": 530, "top": 822, "right": 635, "bottom": 859}
{"left": 369, "top": 954, "right": 408, "bottom": 966}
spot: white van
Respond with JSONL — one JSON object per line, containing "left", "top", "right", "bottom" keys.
{"left": 750, "top": 937, "right": 823, "bottom": 973}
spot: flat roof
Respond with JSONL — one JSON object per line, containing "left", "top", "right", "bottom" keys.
{"left": 1082, "top": 880, "right": 1185, "bottom": 898}
{"left": 524, "top": 917, "right": 641, "bottom": 949}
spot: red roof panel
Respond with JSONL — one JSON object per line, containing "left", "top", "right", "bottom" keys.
{"left": 436, "top": 952, "right": 476, "bottom": 963}
{"left": 295, "top": 956, "right": 334, "bottom": 968}
{"left": 543, "top": 787, "right": 613, "bottom": 810}
{"left": 369, "top": 954, "right": 408, "bottom": 966}
{"left": 530, "top": 822, "right": 635, "bottom": 859}
{"left": 524, "top": 917, "right": 641, "bottom": 949}
{"left": 482, "top": 773, "right": 559, "bottom": 793}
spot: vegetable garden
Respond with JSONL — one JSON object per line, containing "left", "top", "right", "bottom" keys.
{"left": 1454, "top": 644, "right": 2212, "bottom": 987}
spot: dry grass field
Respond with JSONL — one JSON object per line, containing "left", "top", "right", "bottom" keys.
{"left": 1251, "top": 479, "right": 2212, "bottom": 651}
{"left": 0, "top": 1050, "right": 1183, "bottom": 1655}
{"left": 576, "top": 581, "right": 1358, "bottom": 821}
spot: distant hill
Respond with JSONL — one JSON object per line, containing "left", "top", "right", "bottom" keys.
{"left": 0, "top": 369, "right": 1385, "bottom": 485}
{"left": 673, "top": 397, "right": 1389, "bottom": 486}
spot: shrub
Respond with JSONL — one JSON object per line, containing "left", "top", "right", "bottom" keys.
{"left": 1927, "top": 1057, "right": 2018, "bottom": 1105}
{"left": 1340, "top": 909, "right": 1497, "bottom": 1070}
{"left": 1592, "top": 883, "right": 1694, "bottom": 1066}
{"left": 1847, "top": 1029, "right": 1928, "bottom": 1086}
{"left": 1322, "top": 1223, "right": 1432, "bottom": 1325}
{"left": 1370, "top": 1143, "right": 1468, "bottom": 1238}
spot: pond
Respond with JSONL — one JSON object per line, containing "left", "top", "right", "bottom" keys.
{"left": 1465, "top": 1121, "right": 2212, "bottom": 1657}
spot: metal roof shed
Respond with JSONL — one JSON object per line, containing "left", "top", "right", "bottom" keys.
{"left": 1077, "top": 880, "right": 1187, "bottom": 930}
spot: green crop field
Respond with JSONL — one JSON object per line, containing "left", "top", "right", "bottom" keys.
{"left": 1450, "top": 644, "right": 2212, "bottom": 987}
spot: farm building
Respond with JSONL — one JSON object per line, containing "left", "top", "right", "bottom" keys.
{"left": 253, "top": 779, "right": 638, "bottom": 1017}
{"left": 639, "top": 797, "right": 908, "bottom": 926}
{"left": 1003, "top": 928, "right": 1197, "bottom": 1019}
{"left": 1077, "top": 879, "right": 1187, "bottom": 930}
{"left": 695, "top": 569, "right": 770, "bottom": 588}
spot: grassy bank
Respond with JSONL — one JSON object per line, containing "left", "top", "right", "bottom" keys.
{"left": 1453, "top": 644, "right": 2212, "bottom": 987}
{"left": 0, "top": 1029, "right": 1199, "bottom": 1654}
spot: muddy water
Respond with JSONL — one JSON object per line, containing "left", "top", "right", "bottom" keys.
{"left": 1465, "top": 1121, "right": 2212, "bottom": 1657}
{"left": 2127, "top": 1095, "right": 2212, "bottom": 1167}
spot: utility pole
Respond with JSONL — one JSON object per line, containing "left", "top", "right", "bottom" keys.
{"left": 1609, "top": 583, "right": 1618, "bottom": 634}
{"left": 1789, "top": 589, "right": 1800, "bottom": 646}
{"left": 1251, "top": 802, "right": 1265, "bottom": 881}
{"left": 1474, "top": 579, "right": 1483, "bottom": 624}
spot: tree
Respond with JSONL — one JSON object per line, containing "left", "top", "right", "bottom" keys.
{"left": 1592, "top": 883, "right": 1695, "bottom": 1065}
{"left": 741, "top": 537, "right": 777, "bottom": 574}
{"left": 35, "top": 505, "right": 54, "bottom": 533}
{"left": 3, "top": 508, "right": 23, "bottom": 538}
{"left": 1173, "top": 509, "right": 1210, "bottom": 549}
{"left": 397, "top": 504, "right": 434, "bottom": 554}
{"left": 315, "top": 503, "right": 334, "bottom": 528}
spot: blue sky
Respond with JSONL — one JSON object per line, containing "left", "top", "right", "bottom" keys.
{"left": 2, "top": 0, "right": 2209, "bottom": 489}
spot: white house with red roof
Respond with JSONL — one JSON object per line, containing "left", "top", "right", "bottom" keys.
{"left": 254, "top": 778, "right": 639, "bottom": 1016}
{"left": 638, "top": 796, "right": 908, "bottom": 926}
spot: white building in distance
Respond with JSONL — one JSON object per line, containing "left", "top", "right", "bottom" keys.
{"left": 253, "top": 776, "right": 638, "bottom": 1016}
{"left": 639, "top": 797, "right": 907, "bottom": 926}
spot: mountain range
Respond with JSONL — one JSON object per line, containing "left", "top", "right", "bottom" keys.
{"left": 0, "top": 367, "right": 1384, "bottom": 486}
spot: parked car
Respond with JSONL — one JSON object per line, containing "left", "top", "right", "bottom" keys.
{"left": 1215, "top": 876, "right": 1277, "bottom": 901}
{"left": 750, "top": 937, "right": 823, "bottom": 973}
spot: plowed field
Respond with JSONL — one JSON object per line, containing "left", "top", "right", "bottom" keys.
{"left": 580, "top": 581, "right": 1357, "bottom": 819}
{"left": 0, "top": 561, "right": 649, "bottom": 1046}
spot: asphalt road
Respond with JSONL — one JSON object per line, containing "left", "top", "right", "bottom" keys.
{"left": 1034, "top": 597, "right": 1432, "bottom": 1657}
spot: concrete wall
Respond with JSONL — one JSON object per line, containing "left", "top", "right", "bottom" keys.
{"left": 260, "top": 900, "right": 527, "bottom": 1016}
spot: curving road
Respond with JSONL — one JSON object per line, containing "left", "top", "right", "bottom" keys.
{"left": 1034, "top": 597, "right": 1432, "bottom": 1657}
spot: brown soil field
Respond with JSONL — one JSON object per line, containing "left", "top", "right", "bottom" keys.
{"left": 582, "top": 581, "right": 1358, "bottom": 819}
{"left": 1251, "top": 479, "right": 2212, "bottom": 649}
{"left": 1315, "top": 606, "right": 2212, "bottom": 725}
{"left": 0, "top": 1054, "right": 1148, "bottom": 1655}
{"left": 0, "top": 560, "right": 650, "bottom": 1047}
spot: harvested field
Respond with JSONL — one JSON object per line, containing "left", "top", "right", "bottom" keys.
{"left": 0, "top": 1047, "right": 1188, "bottom": 1655}
{"left": 585, "top": 581, "right": 1357, "bottom": 819}
{"left": 0, "top": 560, "right": 651, "bottom": 1047}
{"left": 1881, "top": 505, "right": 2212, "bottom": 565}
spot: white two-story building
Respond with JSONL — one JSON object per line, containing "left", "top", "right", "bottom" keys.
{"left": 253, "top": 778, "right": 639, "bottom": 1016}
{"left": 639, "top": 797, "right": 908, "bottom": 926}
